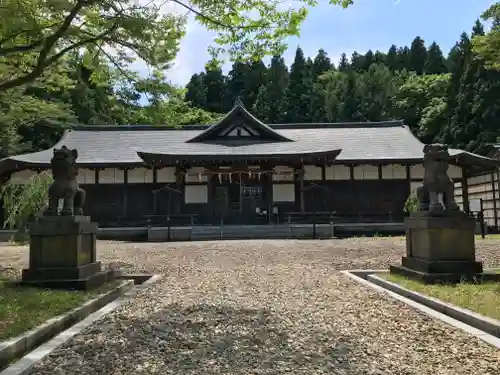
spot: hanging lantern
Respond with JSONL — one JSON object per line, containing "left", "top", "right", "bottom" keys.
{"left": 229, "top": 173, "right": 233, "bottom": 183}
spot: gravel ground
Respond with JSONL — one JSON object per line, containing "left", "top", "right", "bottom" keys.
{"left": 1, "top": 238, "right": 500, "bottom": 375}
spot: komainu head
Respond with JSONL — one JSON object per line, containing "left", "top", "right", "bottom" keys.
{"left": 423, "top": 143, "right": 450, "bottom": 163}
{"left": 51, "top": 145, "right": 78, "bottom": 179}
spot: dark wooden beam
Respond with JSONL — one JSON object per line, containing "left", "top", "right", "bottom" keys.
{"left": 461, "top": 167, "right": 470, "bottom": 213}
{"left": 491, "top": 172, "right": 498, "bottom": 229}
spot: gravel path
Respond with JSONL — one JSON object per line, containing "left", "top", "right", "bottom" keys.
{"left": 2, "top": 238, "right": 500, "bottom": 374}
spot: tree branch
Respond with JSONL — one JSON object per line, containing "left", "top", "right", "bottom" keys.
{"left": 0, "top": 2, "right": 123, "bottom": 92}
{"left": 0, "top": 41, "right": 43, "bottom": 56}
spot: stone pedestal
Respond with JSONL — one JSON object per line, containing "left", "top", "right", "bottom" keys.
{"left": 390, "top": 212, "right": 500, "bottom": 284}
{"left": 22, "top": 216, "right": 114, "bottom": 290}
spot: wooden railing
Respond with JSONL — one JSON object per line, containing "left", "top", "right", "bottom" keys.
{"left": 98, "top": 214, "right": 199, "bottom": 228}
{"left": 285, "top": 211, "right": 403, "bottom": 224}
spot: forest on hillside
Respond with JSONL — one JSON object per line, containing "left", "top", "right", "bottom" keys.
{"left": 2, "top": 0, "right": 500, "bottom": 159}
{"left": 185, "top": 20, "right": 500, "bottom": 155}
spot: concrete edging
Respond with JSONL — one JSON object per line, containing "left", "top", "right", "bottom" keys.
{"left": 0, "top": 280, "right": 134, "bottom": 370}
{"left": 367, "top": 274, "right": 500, "bottom": 338}
{"left": 0, "top": 274, "right": 162, "bottom": 375}
{"left": 342, "top": 270, "right": 500, "bottom": 348}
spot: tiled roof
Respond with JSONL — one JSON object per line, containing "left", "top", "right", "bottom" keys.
{"left": 1, "top": 120, "right": 498, "bottom": 171}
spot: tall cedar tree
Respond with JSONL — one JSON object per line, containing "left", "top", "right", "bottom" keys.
{"left": 253, "top": 55, "right": 289, "bottom": 123}
{"left": 225, "top": 62, "right": 249, "bottom": 110}
{"left": 310, "top": 49, "right": 332, "bottom": 122}
{"left": 185, "top": 73, "right": 207, "bottom": 108}
{"left": 409, "top": 37, "right": 427, "bottom": 74}
{"left": 396, "top": 47, "right": 411, "bottom": 70}
{"left": 285, "top": 47, "right": 313, "bottom": 123}
{"left": 463, "top": 20, "right": 500, "bottom": 153}
{"left": 338, "top": 53, "right": 350, "bottom": 71}
{"left": 386, "top": 45, "right": 398, "bottom": 71}
{"left": 440, "top": 32, "right": 471, "bottom": 144}
{"left": 424, "top": 42, "right": 448, "bottom": 74}
{"left": 202, "top": 66, "right": 226, "bottom": 113}
{"left": 447, "top": 22, "right": 484, "bottom": 150}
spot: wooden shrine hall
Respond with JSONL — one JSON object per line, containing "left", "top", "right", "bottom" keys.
{"left": 0, "top": 101, "right": 498, "bottom": 230}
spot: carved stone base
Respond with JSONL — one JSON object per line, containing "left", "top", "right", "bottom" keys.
{"left": 390, "top": 212, "right": 495, "bottom": 284}
{"left": 21, "top": 216, "right": 114, "bottom": 291}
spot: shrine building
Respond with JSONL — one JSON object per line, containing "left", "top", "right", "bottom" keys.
{"left": 0, "top": 102, "right": 498, "bottom": 229}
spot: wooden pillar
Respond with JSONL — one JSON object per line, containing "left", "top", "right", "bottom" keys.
{"left": 491, "top": 171, "right": 498, "bottom": 229}
{"left": 122, "top": 168, "right": 128, "bottom": 219}
{"left": 174, "top": 166, "right": 185, "bottom": 214}
{"left": 299, "top": 166, "right": 305, "bottom": 212}
{"left": 461, "top": 168, "right": 470, "bottom": 213}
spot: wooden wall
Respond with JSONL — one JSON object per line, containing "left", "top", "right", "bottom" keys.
{"left": 455, "top": 172, "right": 499, "bottom": 229}
{"left": 4, "top": 162, "right": 464, "bottom": 226}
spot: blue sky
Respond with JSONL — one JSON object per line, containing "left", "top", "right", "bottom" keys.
{"left": 148, "top": 0, "right": 497, "bottom": 86}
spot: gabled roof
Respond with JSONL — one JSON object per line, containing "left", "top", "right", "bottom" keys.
{"left": 1, "top": 119, "right": 498, "bottom": 174}
{"left": 186, "top": 102, "right": 292, "bottom": 143}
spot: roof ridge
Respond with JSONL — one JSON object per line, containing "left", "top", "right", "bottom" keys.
{"left": 69, "top": 120, "right": 406, "bottom": 132}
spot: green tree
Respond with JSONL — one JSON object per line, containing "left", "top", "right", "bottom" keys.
{"left": 424, "top": 42, "right": 447, "bottom": 74}
{"left": 362, "top": 50, "right": 374, "bottom": 71}
{"left": 0, "top": 0, "right": 353, "bottom": 92}
{"left": 225, "top": 62, "right": 249, "bottom": 108}
{"left": 244, "top": 60, "right": 268, "bottom": 109}
{"left": 385, "top": 45, "right": 398, "bottom": 71}
{"left": 396, "top": 46, "right": 411, "bottom": 71}
{"left": 357, "top": 64, "right": 396, "bottom": 121}
{"left": 310, "top": 50, "right": 333, "bottom": 122}
{"left": 202, "top": 65, "right": 226, "bottom": 113}
{"left": 285, "top": 46, "right": 312, "bottom": 122}
{"left": 338, "top": 53, "right": 350, "bottom": 71}
{"left": 312, "top": 49, "right": 332, "bottom": 78}
{"left": 392, "top": 72, "right": 450, "bottom": 140}
{"left": 185, "top": 73, "right": 207, "bottom": 108}
{"left": 440, "top": 32, "right": 471, "bottom": 144}
{"left": 473, "top": 4, "right": 500, "bottom": 70}
{"left": 0, "top": 171, "right": 53, "bottom": 239}
{"left": 350, "top": 51, "right": 364, "bottom": 72}
{"left": 253, "top": 55, "right": 289, "bottom": 123}
{"left": 408, "top": 36, "right": 427, "bottom": 74}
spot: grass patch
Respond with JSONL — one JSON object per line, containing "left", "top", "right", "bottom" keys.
{"left": 0, "top": 274, "right": 117, "bottom": 341}
{"left": 378, "top": 273, "right": 500, "bottom": 320}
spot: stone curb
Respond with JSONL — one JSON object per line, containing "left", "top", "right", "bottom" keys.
{"left": 0, "top": 274, "right": 162, "bottom": 375}
{"left": 366, "top": 274, "right": 500, "bottom": 338}
{"left": 342, "top": 270, "right": 500, "bottom": 348}
{"left": 0, "top": 280, "right": 134, "bottom": 371}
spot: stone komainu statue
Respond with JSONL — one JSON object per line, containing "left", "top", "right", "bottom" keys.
{"left": 416, "top": 143, "right": 460, "bottom": 216}
{"left": 44, "top": 146, "right": 86, "bottom": 216}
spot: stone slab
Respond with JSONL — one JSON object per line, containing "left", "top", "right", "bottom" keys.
{"left": 22, "top": 262, "right": 102, "bottom": 281}
{"left": 401, "top": 257, "right": 483, "bottom": 274}
{"left": 21, "top": 269, "right": 116, "bottom": 291}
{"left": 390, "top": 264, "right": 500, "bottom": 284}
{"left": 29, "top": 216, "right": 96, "bottom": 236}
{"left": 0, "top": 275, "right": 162, "bottom": 375}
{"left": 0, "top": 280, "right": 134, "bottom": 372}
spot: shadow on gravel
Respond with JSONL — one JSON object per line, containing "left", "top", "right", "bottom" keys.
{"left": 33, "top": 303, "right": 358, "bottom": 374}
{"left": 116, "top": 304, "right": 355, "bottom": 374}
